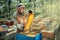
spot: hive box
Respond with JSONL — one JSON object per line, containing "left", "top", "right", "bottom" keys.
{"left": 41, "top": 30, "right": 55, "bottom": 40}
{"left": 16, "top": 32, "right": 42, "bottom": 40}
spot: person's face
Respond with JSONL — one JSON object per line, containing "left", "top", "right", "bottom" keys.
{"left": 18, "top": 7, "right": 24, "bottom": 13}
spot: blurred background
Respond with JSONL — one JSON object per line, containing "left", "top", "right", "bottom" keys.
{"left": 0, "top": 0, "right": 60, "bottom": 22}
{"left": 0, "top": 0, "right": 60, "bottom": 40}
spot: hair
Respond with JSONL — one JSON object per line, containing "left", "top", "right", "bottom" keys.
{"left": 17, "top": 3, "right": 25, "bottom": 8}
{"left": 18, "top": 5, "right": 22, "bottom": 8}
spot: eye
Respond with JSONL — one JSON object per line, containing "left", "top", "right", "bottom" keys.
{"left": 18, "top": 8, "right": 21, "bottom": 10}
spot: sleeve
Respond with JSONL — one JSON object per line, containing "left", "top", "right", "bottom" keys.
{"left": 24, "top": 13, "right": 34, "bottom": 31}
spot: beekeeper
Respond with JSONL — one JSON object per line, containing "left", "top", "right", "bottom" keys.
{"left": 12, "top": 3, "right": 27, "bottom": 32}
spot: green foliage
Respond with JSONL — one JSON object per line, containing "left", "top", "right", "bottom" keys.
{"left": 0, "top": 0, "right": 60, "bottom": 22}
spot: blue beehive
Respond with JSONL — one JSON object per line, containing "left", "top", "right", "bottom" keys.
{"left": 16, "top": 33, "right": 42, "bottom": 40}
